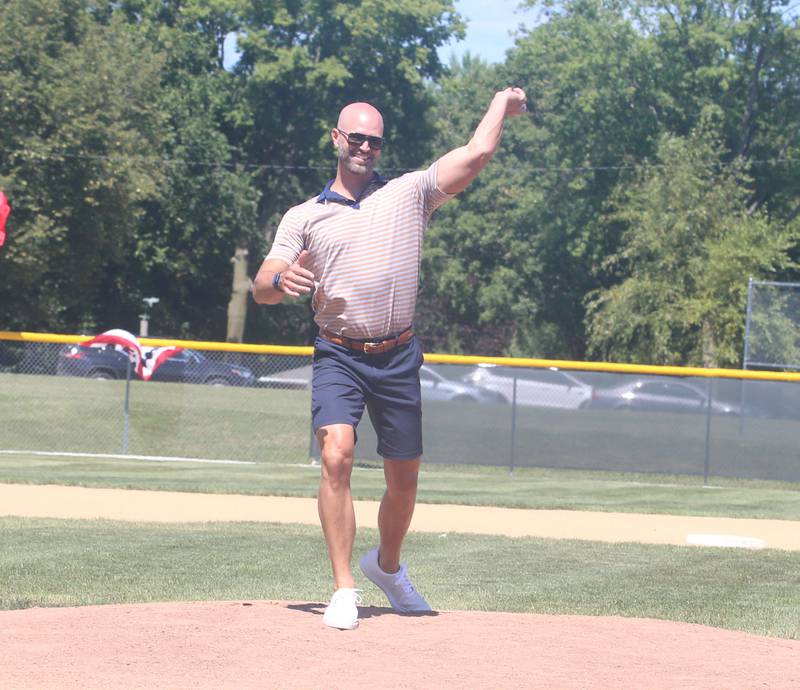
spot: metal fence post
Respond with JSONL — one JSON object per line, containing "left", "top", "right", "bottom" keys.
{"left": 703, "top": 378, "right": 713, "bottom": 486}
{"left": 122, "top": 357, "right": 132, "bottom": 454}
{"left": 509, "top": 375, "right": 518, "bottom": 473}
{"left": 739, "top": 277, "right": 754, "bottom": 437}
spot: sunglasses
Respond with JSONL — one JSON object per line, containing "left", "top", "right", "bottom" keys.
{"left": 336, "top": 128, "right": 385, "bottom": 150}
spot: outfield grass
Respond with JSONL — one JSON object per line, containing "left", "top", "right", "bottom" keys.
{"left": 1, "top": 517, "right": 798, "bottom": 639}
{"left": 0, "top": 373, "right": 310, "bottom": 462}
{"left": 1, "top": 451, "right": 799, "bottom": 519}
{"left": 4, "top": 371, "right": 800, "bottom": 482}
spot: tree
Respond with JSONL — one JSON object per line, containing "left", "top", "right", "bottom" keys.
{"left": 419, "top": 0, "right": 662, "bottom": 356}
{"left": 0, "top": 0, "right": 168, "bottom": 332}
{"left": 105, "top": 0, "right": 261, "bottom": 340}
{"left": 419, "top": 0, "right": 800, "bottom": 359}
{"left": 637, "top": 0, "right": 800, "bottom": 220}
{"left": 585, "top": 119, "right": 799, "bottom": 366}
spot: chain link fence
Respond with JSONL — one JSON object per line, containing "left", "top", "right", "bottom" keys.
{"left": 744, "top": 279, "right": 800, "bottom": 371}
{"left": 0, "top": 339, "right": 313, "bottom": 463}
{"left": 1, "top": 336, "right": 799, "bottom": 481}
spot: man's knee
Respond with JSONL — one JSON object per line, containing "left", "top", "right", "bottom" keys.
{"left": 318, "top": 425, "right": 355, "bottom": 487}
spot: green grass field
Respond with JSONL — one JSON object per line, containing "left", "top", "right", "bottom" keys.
{"left": 0, "top": 373, "right": 309, "bottom": 461}
{"left": 2, "top": 371, "right": 800, "bottom": 639}
{"left": 3, "top": 371, "right": 799, "bottom": 480}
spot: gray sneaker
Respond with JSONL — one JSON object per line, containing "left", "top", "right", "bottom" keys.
{"left": 323, "top": 588, "right": 362, "bottom": 630}
{"left": 359, "top": 547, "right": 431, "bottom": 612}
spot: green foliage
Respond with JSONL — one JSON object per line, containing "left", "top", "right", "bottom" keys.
{"left": 230, "top": 0, "right": 464, "bottom": 237}
{"left": 421, "top": 0, "right": 800, "bottom": 361}
{"left": 0, "top": 0, "right": 462, "bottom": 341}
{"left": 0, "top": 1, "right": 168, "bottom": 332}
{"left": 586, "top": 120, "right": 799, "bottom": 365}
{"left": 422, "top": 1, "right": 661, "bottom": 356}
{"left": 1, "top": 0, "right": 799, "bottom": 362}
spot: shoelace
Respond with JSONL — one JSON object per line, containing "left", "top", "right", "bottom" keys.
{"left": 353, "top": 589, "right": 364, "bottom": 604}
{"left": 334, "top": 588, "right": 363, "bottom": 605}
{"left": 393, "top": 566, "right": 416, "bottom": 594}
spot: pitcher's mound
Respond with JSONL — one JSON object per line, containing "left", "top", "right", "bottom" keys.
{"left": 1, "top": 601, "right": 798, "bottom": 689}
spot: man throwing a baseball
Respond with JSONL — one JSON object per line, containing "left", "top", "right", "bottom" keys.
{"left": 253, "top": 86, "right": 527, "bottom": 629}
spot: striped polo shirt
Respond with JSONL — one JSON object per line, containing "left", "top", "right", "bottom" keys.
{"left": 265, "top": 162, "right": 453, "bottom": 339}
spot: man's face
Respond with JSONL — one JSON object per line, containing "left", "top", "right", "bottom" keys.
{"left": 335, "top": 129, "right": 382, "bottom": 176}
{"left": 332, "top": 103, "right": 384, "bottom": 177}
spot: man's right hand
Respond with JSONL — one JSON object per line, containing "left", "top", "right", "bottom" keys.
{"left": 279, "top": 250, "right": 315, "bottom": 298}
{"left": 252, "top": 250, "right": 315, "bottom": 304}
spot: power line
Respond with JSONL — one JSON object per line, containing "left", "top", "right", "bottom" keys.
{"left": 5, "top": 146, "right": 800, "bottom": 175}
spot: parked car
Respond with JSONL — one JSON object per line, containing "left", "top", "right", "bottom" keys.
{"left": 588, "top": 378, "right": 739, "bottom": 415}
{"left": 419, "top": 365, "right": 506, "bottom": 404}
{"left": 258, "top": 363, "right": 504, "bottom": 403}
{"left": 57, "top": 344, "right": 255, "bottom": 386}
{"left": 257, "top": 364, "right": 313, "bottom": 389}
{"left": 461, "top": 364, "right": 593, "bottom": 409}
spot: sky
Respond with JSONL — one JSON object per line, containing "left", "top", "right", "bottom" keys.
{"left": 439, "top": 0, "right": 531, "bottom": 65}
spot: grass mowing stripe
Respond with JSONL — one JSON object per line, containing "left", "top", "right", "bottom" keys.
{"left": 1, "top": 517, "right": 798, "bottom": 640}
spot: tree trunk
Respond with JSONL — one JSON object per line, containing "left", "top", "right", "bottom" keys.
{"left": 226, "top": 246, "right": 250, "bottom": 343}
{"left": 701, "top": 319, "right": 718, "bottom": 368}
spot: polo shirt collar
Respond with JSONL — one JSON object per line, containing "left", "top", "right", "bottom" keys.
{"left": 317, "top": 172, "right": 388, "bottom": 209}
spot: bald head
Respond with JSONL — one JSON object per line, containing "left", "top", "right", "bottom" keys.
{"left": 332, "top": 102, "right": 384, "bottom": 179}
{"left": 337, "top": 102, "right": 384, "bottom": 136}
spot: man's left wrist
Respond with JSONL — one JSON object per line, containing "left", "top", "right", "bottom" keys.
{"left": 272, "top": 272, "right": 283, "bottom": 291}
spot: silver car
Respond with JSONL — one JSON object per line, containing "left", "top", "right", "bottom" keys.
{"left": 258, "top": 363, "right": 504, "bottom": 404}
{"left": 589, "top": 378, "right": 739, "bottom": 415}
{"left": 462, "top": 364, "right": 593, "bottom": 409}
{"left": 419, "top": 365, "right": 506, "bottom": 404}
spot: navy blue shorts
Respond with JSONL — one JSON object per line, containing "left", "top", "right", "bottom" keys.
{"left": 311, "top": 334, "right": 424, "bottom": 460}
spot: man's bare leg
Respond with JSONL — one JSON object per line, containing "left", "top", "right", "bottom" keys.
{"left": 317, "top": 424, "right": 357, "bottom": 589}
{"left": 376, "top": 456, "right": 421, "bottom": 573}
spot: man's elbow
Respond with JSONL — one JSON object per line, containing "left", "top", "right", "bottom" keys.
{"left": 467, "top": 138, "right": 497, "bottom": 166}
{"left": 443, "top": 156, "right": 491, "bottom": 195}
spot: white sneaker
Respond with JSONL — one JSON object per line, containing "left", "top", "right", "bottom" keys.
{"left": 359, "top": 548, "right": 431, "bottom": 613}
{"left": 323, "top": 588, "right": 362, "bottom": 630}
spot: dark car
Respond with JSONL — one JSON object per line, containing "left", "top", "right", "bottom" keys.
{"left": 57, "top": 344, "right": 254, "bottom": 386}
{"left": 589, "top": 378, "right": 739, "bottom": 415}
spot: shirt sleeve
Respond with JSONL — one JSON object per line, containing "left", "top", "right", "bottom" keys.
{"left": 417, "top": 161, "right": 456, "bottom": 220}
{"left": 264, "top": 207, "right": 306, "bottom": 265}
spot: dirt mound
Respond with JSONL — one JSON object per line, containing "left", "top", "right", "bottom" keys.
{"left": 1, "top": 600, "right": 798, "bottom": 689}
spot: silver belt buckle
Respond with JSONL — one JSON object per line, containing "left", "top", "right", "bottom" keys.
{"left": 363, "top": 340, "right": 383, "bottom": 354}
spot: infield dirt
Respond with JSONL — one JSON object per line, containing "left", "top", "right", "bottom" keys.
{"left": 1, "top": 482, "right": 799, "bottom": 550}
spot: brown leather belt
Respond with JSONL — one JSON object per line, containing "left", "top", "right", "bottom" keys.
{"left": 320, "top": 327, "right": 414, "bottom": 355}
